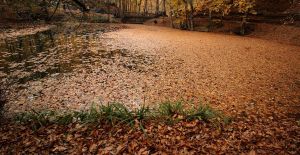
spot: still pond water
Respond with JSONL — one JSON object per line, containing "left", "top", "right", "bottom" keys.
{"left": 0, "top": 24, "right": 125, "bottom": 85}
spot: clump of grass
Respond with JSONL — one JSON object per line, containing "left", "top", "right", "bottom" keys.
{"left": 100, "top": 103, "right": 134, "bottom": 125}
{"left": 14, "top": 110, "right": 57, "bottom": 130}
{"left": 74, "top": 105, "right": 101, "bottom": 124}
{"left": 135, "top": 105, "right": 150, "bottom": 121}
{"left": 156, "top": 101, "right": 185, "bottom": 124}
{"left": 158, "top": 101, "right": 184, "bottom": 116}
{"left": 13, "top": 101, "right": 230, "bottom": 129}
{"left": 186, "top": 104, "right": 217, "bottom": 121}
{"left": 155, "top": 101, "right": 230, "bottom": 125}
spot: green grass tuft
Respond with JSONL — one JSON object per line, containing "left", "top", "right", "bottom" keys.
{"left": 186, "top": 104, "right": 217, "bottom": 121}
{"left": 13, "top": 101, "right": 229, "bottom": 129}
{"left": 158, "top": 101, "right": 184, "bottom": 116}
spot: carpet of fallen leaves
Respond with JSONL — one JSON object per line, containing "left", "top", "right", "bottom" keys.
{"left": 0, "top": 23, "right": 299, "bottom": 154}
{"left": 0, "top": 118, "right": 299, "bottom": 154}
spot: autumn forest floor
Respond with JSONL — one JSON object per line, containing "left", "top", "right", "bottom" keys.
{"left": 0, "top": 23, "right": 299, "bottom": 154}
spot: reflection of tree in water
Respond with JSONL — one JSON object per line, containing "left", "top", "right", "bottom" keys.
{"left": 0, "top": 25, "right": 118, "bottom": 85}
{"left": 0, "top": 29, "right": 71, "bottom": 84}
{"left": 3, "top": 30, "right": 55, "bottom": 63}
{"left": 0, "top": 0, "right": 89, "bottom": 21}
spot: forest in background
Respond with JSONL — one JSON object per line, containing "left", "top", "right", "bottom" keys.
{"left": 0, "top": 0, "right": 299, "bottom": 28}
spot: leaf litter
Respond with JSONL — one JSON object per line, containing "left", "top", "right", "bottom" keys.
{"left": 0, "top": 23, "right": 299, "bottom": 154}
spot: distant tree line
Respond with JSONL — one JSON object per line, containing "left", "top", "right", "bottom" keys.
{"left": 0, "top": 0, "right": 297, "bottom": 31}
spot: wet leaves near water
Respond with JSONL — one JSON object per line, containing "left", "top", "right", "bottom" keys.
{"left": 1, "top": 23, "right": 157, "bottom": 113}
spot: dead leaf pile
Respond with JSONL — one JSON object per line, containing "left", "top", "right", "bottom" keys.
{"left": 0, "top": 117, "right": 299, "bottom": 154}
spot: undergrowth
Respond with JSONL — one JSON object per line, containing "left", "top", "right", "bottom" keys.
{"left": 14, "top": 102, "right": 231, "bottom": 130}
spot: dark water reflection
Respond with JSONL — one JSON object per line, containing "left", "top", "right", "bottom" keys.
{"left": 0, "top": 25, "right": 117, "bottom": 84}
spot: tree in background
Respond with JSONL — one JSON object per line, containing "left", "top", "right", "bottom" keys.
{"left": 233, "top": 0, "right": 256, "bottom": 35}
{"left": 168, "top": 0, "right": 196, "bottom": 30}
{"left": 162, "top": 0, "right": 166, "bottom": 15}
{"left": 188, "top": 0, "right": 194, "bottom": 30}
{"left": 155, "top": 0, "right": 159, "bottom": 15}
{"left": 144, "top": 0, "right": 148, "bottom": 14}
{"left": 203, "top": 0, "right": 232, "bottom": 30}
{"left": 1, "top": 0, "right": 262, "bottom": 33}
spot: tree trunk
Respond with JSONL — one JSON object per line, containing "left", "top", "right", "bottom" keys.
{"left": 119, "top": 0, "right": 124, "bottom": 17}
{"left": 188, "top": 0, "right": 194, "bottom": 30}
{"left": 169, "top": 2, "right": 175, "bottom": 28}
{"left": 162, "top": 0, "right": 166, "bottom": 15}
{"left": 155, "top": 0, "right": 159, "bottom": 15}
{"left": 183, "top": 0, "right": 189, "bottom": 29}
{"left": 139, "top": 0, "right": 142, "bottom": 14}
{"left": 144, "top": 0, "right": 148, "bottom": 14}
{"left": 136, "top": 0, "right": 138, "bottom": 12}
{"left": 240, "top": 14, "right": 247, "bottom": 35}
{"left": 150, "top": 0, "right": 152, "bottom": 13}
{"left": 128, "top": 0, "right": 131, "bottom": 12}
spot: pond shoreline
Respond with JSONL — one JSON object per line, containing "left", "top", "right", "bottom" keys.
{"left": 1, "top": 23, "right": 147, "bottom": 116}
{"left": 0, "top": 22, "right": 127, "bottom": 40}
{"left": 0, "top": 24, "right": 57, "bottom": 40}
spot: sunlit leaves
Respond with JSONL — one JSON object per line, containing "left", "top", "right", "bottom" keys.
{"left": 233, "top": 0, "right": 256, "bottom": 14}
